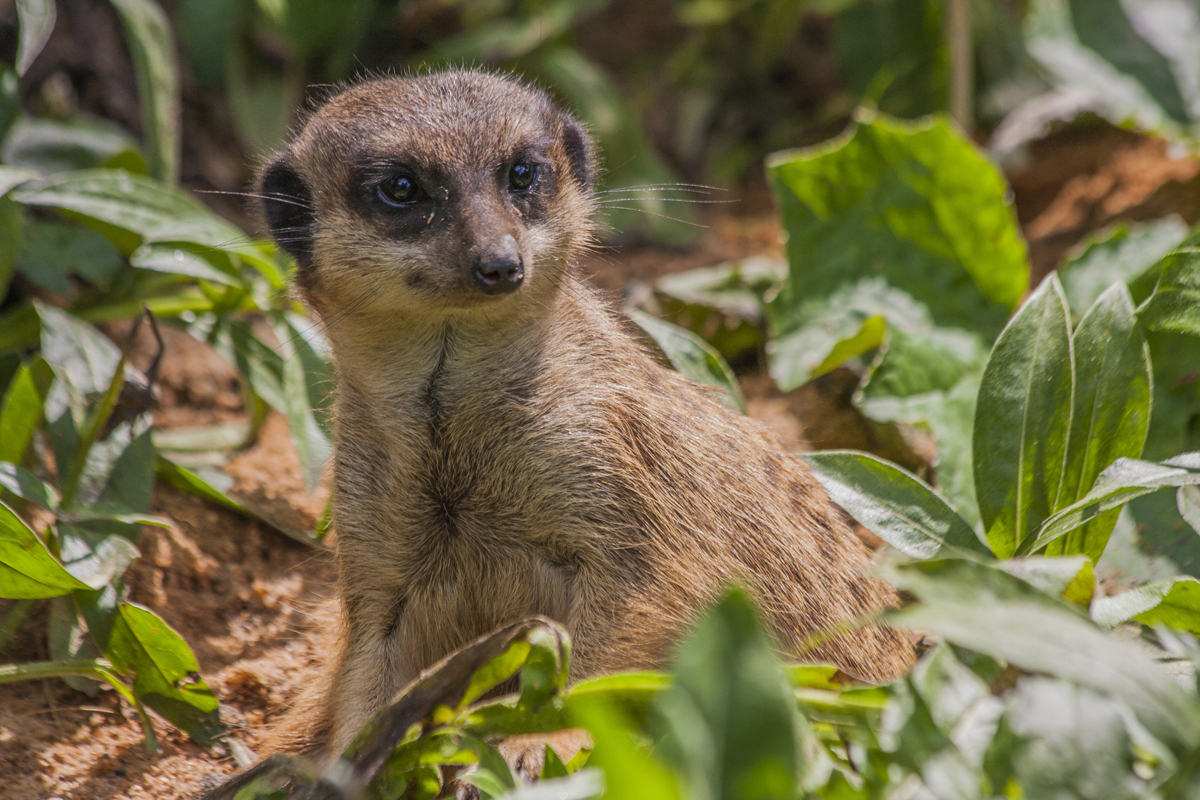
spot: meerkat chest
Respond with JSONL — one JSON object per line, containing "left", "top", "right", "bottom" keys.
{"left": 334, "top": 385, "right": 586, "bottom": 564}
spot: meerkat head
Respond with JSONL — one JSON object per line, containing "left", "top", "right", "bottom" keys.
{"left": 258, "top": 70, "right": 597, "bottom": 322}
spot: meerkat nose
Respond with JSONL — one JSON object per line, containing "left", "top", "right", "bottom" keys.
{"left": 472, "top": 235, "right": 525, "bottom": 295}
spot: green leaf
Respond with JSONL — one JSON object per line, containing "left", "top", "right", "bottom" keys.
{"left": 1027, "top": 453, "right": 1200, "bottom": 554}
{"left": 859, "top": 325, "right": 988, "bottom": 402}
{"left": 859, "top": 374, "right": 981, "bottom": 530}
{"left": 56, "top": 521, "right": 140, "bottom": 590}
{"left": 175, "top": 0, "right": 243, "bottom": 86}
{"left": 832, "top": 0, "right": 946, "bottom": 117}
{"left": 1137, "top": 248, "right": 1200, "bottom": 337}
{"left": 0, "top": 358, "right": 53, "bottom": 464}
{"left": 130, "top": 242, "right": 241, "bottom": 286}
{"left": 2, "top": 117, "right": 146, "bottom": 176}
{"left": 999, "top": 555, "right": 1093, "bottom": 606}
{"left": 628, "top": 309, "right": 745, "bottom": 413}
{"left": 1092, "top": 577, "right": 1200, "bottom": 633}
{"left": 886, "top": 558, "right": 1200, "bottom": 755}
{"left": 0, "top": 197, "right": 22, "bottom": 301}
{"left": 154, "top": 456, "right": 319, "bottom": 547}
{"left": 16, "top": 220, "right": 125, "bottom": 294}
{"left": 107, "top": 0, "right": 180, "bottom": 184}
{"left": 0, "top": 499, "right": 91, "bottom": 598}
{"left": 97, "top": 427, "right": 155, "bottom": 513}
{"left": 0, "top": 462, "right": 59, "bottom": 510}
{"left": 766, "top": 114, "right": 1027, "bottom": 348}
{"left": 14, "top": 0, "right": 55, "bottom": 76}
{"left": 36, "top": 301, "right": 121, "bottom": 399}
{"left": 1067, "top": 0, "right": 1190, "bottom": 124}
{"left": 1002, "top": 677, "right": 1146, "bottom": 800}
{"left": 1180, "top": 485, "right": 1200, "bottom": 535}
{"left": 802, "top": 451, "right": 990, "bottom": 559}
{"left": 1047, "top": 284, "right": 1151, "bottom": 562}
{"left": 106, "top": 603, "right": 225, "bottom": 746}
{"left": 13, "top": 170, "right": 283, "bottom": 287}
{"left": 1025, "top": 0, "right": 1190, "bottom": 133}
{"left": 541, "top": 745, "right": 570, "bottom": 780}
{"left": 568, "top": 695, "right": 683, "bottom": 800}
{"left": 653, "top": 587, "right": 809, "bottom": 800}
{"left": 974, "top": 274, "right": 1074, "bottom": 558}
{"left": 1058, "top": 219, "right": 1188, "bottom": 315}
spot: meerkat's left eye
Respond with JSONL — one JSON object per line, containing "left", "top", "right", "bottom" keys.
{"left": 377, "top": 172, "right": 421, "bottom": 207}
{"left": 509, "top": 162, "right": 538, "bottom": 193}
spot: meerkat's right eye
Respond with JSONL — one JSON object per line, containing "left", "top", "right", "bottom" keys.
{"left": 377, "top": 173, "right": 421, "bottom": 207}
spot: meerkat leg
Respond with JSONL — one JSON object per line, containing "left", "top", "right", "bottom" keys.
{"left": 324, "top": 622, "right": 409, "bottom": 759}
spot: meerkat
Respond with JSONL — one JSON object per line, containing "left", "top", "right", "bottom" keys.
{"left": 254, "top": 69, "right": 913, "bottom": 765}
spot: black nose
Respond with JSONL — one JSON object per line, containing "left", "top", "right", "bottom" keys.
{"left": 473, "top": 254, "right": 524, "bottom": 294}
{"left": 472, "top": 236, "right": 525, "bottom": 294}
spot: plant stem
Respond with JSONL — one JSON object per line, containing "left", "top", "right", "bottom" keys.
{"left": 0, "top": 657, "right": 158, "bottom": 752}
{"left": 947, "top": 0, "right": 973, "bottom": 133}
{"left": 0, "top": 599, "right": 37, "bottom": 654}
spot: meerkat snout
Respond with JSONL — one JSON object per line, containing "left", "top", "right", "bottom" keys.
{"left": 473, "top": 234, "right": 525, "bottom": 294}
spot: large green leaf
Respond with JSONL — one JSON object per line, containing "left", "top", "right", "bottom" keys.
{"left": 106, "top": 603, "right": 225, "bottom": 747}
{"left": 886, "top": 558, "right": 1200, "bottom": 755}
{"left": 975, "top": 274, "right": 1074, "bottom": 558}
{"left": 14, "top": 0, "right": 55, "bottom": 76}
{"left": 1138, "top": 247, "right": 1200, "bottom": 337}
{"left": 0, "top": 358, "right": 53, "bottom": 465}
{"left": 1025, "top": 0, "right": 1193, "bottom": 133}
{"left": 569, "top": 696, "right": 683, "bottom": 800}
{"left": 1002, "top": 677, "right": 1147, "bottom": 800}
{"left": 1069, "top": 0, "right": 1190, "bottom": 124}
{"left": 1027, "top": 453, "right": 1200, "bottom": 554}
{"left": 16, "top": 220, "right": 125, "bottom": 294}
{"left": 35, "top": 301, "right": 120, "bottom": 401}
{"left": 766, "top": 113, "right": 1027, "bottom": 348}
{"left": 802, "top": 451, "right": 990, "bottom": 559}
{"left": 628, "top": 309, "right": 745, "bottom": 413}
{"left": 0, "top": 499, "right": 91, "bottom": 598}
{"left": 13, "top": 170, "right": 282, "bottom": 287}
{"left": 859, "top": 375, "right": 981, "bottom": 530}
{"left": 1058, "top": 219, "right": 1188, "bottom": 315}
{"left": 1092, "top": 576, "right": 1200, "bottom": 633}
{"left": 0, "top": 462, "right": 59, "bottom": 510}
{"left": 108, "top": 0, "right": 180, "bottom": 184}
{"left": 2, "top": 117, "right": 147, "bottom": 176}
{"left": 654, "top": 588, "right": 814, "bottom": 800}
{"left": 1047, "top": 284, "right": 1151, "bottom": 562}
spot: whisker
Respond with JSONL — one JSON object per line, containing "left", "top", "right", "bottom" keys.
{"left": 597, "top": 197, "right": 737, "bottom": 206}
{"left": 198, "top": 189, "right": 315, "bottom": 210}
{"left": 596, "top": 183, "right": 725, "bottom": 195}
{"left": 595, "top": 206, "right": 710, "bottom": 229}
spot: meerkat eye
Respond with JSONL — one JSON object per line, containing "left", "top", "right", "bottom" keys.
{"left": 377, "top": 172, "right": 421, "bottom": 206}
{"left": 508, "top": 162, "right": 538, "bottom": 193}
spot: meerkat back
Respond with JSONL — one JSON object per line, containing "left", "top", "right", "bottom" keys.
{"left": 255, "top": 69, "right": 913, "bottom": 763}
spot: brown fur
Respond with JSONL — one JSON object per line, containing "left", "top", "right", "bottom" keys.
{"left": 255, "top": 70, "right": 913, "bottom": 764}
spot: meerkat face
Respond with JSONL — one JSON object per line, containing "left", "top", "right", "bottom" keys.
{"left": 257, "top": 71, "right": 596, "bottom": 321}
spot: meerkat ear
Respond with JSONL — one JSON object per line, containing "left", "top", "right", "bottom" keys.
{"left": 258, "top": 154, "right": 315, "bottom": 269}
{"left": 559, "top": 113, "right": 596, "bottom": 193}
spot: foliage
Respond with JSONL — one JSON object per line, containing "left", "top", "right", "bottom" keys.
{"left": 0, "top": 0, "right": 333, "bottom": 751}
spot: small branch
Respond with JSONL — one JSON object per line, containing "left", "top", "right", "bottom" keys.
{"left": 947, "top": 0, "right": 973, "bottom": 133}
